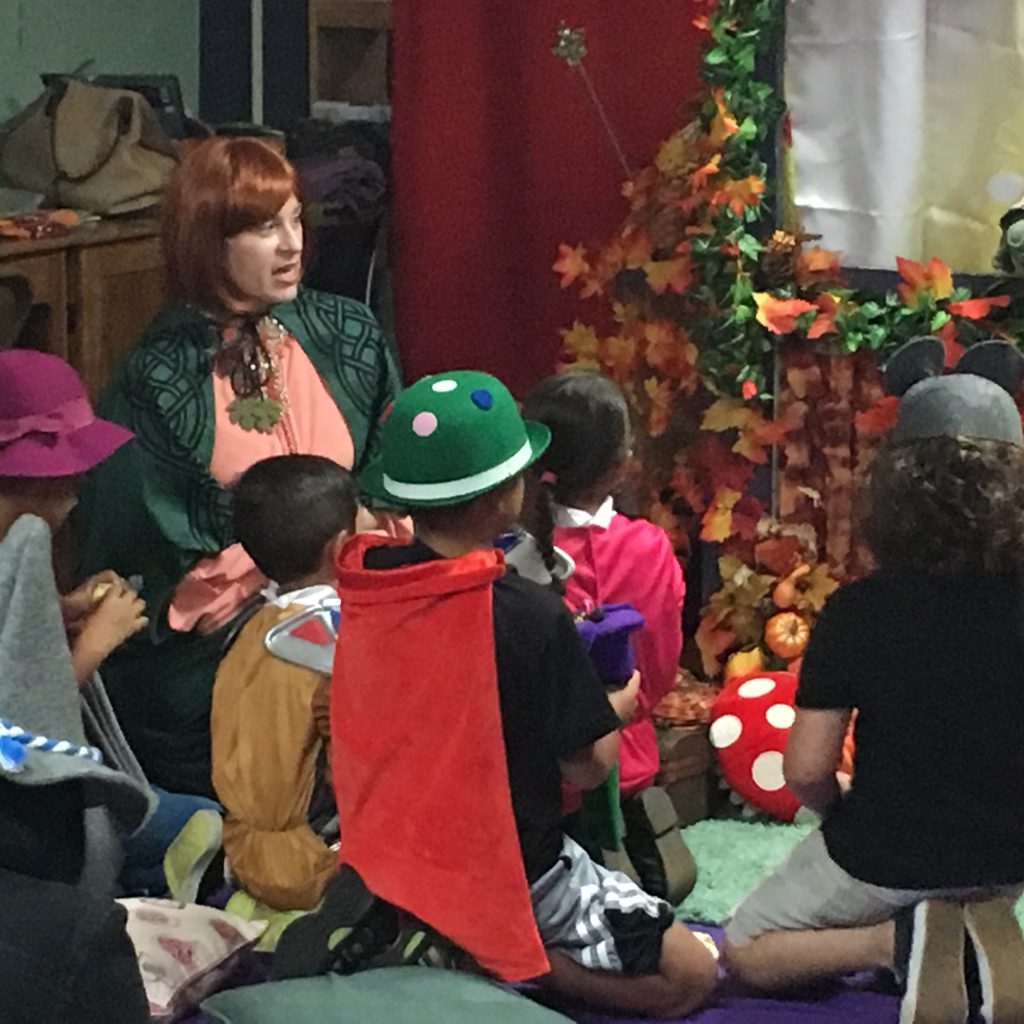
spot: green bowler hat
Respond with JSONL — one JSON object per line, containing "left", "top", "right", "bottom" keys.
{"left": 360, "top": 370, "right": 551, "bottom": 508}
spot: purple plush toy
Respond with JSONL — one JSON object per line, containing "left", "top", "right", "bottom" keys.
{"left": 575, "top": 603, "right": 646, "bottom": 688}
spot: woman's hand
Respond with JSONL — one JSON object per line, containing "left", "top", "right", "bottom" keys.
{"left": 61, "top": 571, "right": 124, "bottom": 633}
{"left": 70, "top": 585, "right": 149, "bottom": 684}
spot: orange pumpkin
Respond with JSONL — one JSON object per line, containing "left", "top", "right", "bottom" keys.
{"left": 764, "top": 611, "right": 811, "bottom": 660}
{"left": 772, "top": 563, "right": 811, "bottom": 610}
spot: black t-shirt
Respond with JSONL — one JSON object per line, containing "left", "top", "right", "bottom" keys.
{"left": 798, "top": 571, "right": 1024, "bottom": 889}
{"left": 366, "top": 541, "right": 620, "bottom": 881}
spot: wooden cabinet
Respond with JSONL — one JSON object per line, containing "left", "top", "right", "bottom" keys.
{"left": 0, "top": 220, "right": 166, "bottom": 398}
{"left": 309, "top": 0, "right": 392, "bottom": 105}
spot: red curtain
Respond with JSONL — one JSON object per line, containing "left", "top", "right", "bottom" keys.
{"left": 391, "top": 3, "right": 704, "bottom": 396}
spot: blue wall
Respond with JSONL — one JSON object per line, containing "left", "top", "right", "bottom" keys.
{"left": 0, "top": 0, "right": 200, "bottom": 119}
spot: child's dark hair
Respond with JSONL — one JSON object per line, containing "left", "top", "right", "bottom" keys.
{"left": 521, "top": 371, "right": 631, "bottom": 579}
{"left": 233, "top": 455, "right": 358, "bottom": 584}
{"left": 863, "top": 436, "right": 1024, "bottom": 575}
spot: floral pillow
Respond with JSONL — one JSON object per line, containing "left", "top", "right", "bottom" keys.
{"left": 118, "top": 898, "right": 268, "bottom": 1022}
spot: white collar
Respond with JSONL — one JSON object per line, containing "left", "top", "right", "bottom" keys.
{"left": 261, "top": 582, "right": 340, "bottom": 609}
{"left": 553, "top": 496, "right": 616, "bottom": 530}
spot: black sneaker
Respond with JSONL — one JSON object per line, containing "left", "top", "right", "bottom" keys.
{"left": 272, "top": 865, "right": 392, "bottom": 980}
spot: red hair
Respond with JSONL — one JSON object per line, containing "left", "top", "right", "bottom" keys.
{"left": 163, "top": 137, "right": 302, "bottom": 312}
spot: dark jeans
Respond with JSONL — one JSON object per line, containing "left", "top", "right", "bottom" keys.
{"left": 120, "top": 786, "right": 220, "bottom": 896}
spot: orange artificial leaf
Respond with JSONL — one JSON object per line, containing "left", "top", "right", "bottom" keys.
{"left": 709, "top": 89, "right": 739, "bottom": 148}
{"left": 693, "top": 14, "right": 711, "bottom": 31}
{"left": 731, "top": 495, "right": 762, "bottom": 541}
{"left": 619, "top": 229, "right": 654, "bottom": 268}
{"left": 806, "top": 292, "right": 840, "bottom": 340}
{"left": 701, "top": 487, "right": 742, "bottom": 542}
{"left": 696, "top": 615, "right": 735, "bottom": 678}
{"left": 712, "top": 175, "right": 766, "bottom": 216}
{"left": 598, "top": 335, "right": 636, "bottom": 381}
{"left": 686, "top": 434, "right": 755, "bottom": 495}
{"left": 934, "top": 319, "right": 964, "bottom": 368}
{"left": 643, "top": 321, "right": 699, "bottom": 386}
{"left": 645, "top": 257, "right": 693, "bottom": 295}
{"left": 732, "top": 427, "right": 772, "bottom": 464}
{"left": 688, "top": 154, "right": 721, "bottom": 191}
{"left": 755, "top": 535, "right": 804, "bottom": 576}
{"left": 560, "top": 321, "right": 600, "bottom": 362}
{"left": 701, "top": 397, "right": 753, "bottom": 434}
{"left": 896, "top": 255, "right": 954, "bottom": 307}
{"left": 648, "top": 500, "right": 684, "bottom": 550}
{"left": 669, "top": 465, "right": 707, "bottom": 513}
{"left": 644, "top": 376, "right": 675, "bottom": 437}
{"left": 796, "top": 246, "right": 842, "bottom": 285}
{"left": 795, "top": 563, "right": 839, "bottom": 613}
{"left": 948, "top": 294, "right": 1011, "bottom": 320}
{"left": 553, "top": 244, "right": 590, "bottom": 289}
{"left": 854, "top": 395, "right": 899, "bottom": 435}
{"left": 753, "top": 292, "right": 817, "bottom": 335}
{"left": 655, "top": 132, "right": 697, "bottom": 178}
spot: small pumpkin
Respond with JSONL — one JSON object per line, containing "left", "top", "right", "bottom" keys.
{"left": 764, "top": 611, "right": 811, "bottom": 660}
{"left": 772, "top": 563, "right": 811, "bottom": 610}
{"left": 724, "top": 647, "right": 765, "bottom": 680}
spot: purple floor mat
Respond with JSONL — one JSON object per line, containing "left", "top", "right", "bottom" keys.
{"left": 564, "top": 927, "right": 899, "bottom": 1024}
{"left": 182, "top": 925, "right": 901, "bottom": 1023}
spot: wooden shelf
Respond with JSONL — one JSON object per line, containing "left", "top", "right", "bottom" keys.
{"left": 309, "top": 0, "right": 392, "bottom": 106}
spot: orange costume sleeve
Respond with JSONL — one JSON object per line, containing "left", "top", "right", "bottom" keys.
{"left": 331, "top": 535, "right": 548, "bottom": 982}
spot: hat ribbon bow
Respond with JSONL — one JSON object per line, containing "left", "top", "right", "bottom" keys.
{"left": 0, "top": 396, "right": 95, "bottom": 446}
{"left": 0, "top": 719, "right": 103, "bottom": 774}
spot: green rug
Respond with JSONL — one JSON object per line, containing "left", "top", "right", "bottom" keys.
{"left": 674, "top": 819, "right": 814, "bottom": 924}
{"left": 674, "top": 819, "right": 1024, "bottom": 929}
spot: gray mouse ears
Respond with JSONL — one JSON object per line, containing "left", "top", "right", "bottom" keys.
{"left": 883, "top": 337, "right": 1024, "bottom": 447}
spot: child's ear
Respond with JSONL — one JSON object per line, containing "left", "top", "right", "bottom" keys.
{"left": 322, "top": 530, "right": 350, "bottom": 572}
{"left": 354, "top": 503, "right": 381, "bottom": 534}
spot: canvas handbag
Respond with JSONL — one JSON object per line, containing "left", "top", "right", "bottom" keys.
{"left": 0, "top": 79, "right": 178, "bottom": 215}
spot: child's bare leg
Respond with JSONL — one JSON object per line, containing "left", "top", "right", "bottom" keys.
{"left": 540, "top": 921, "right": 717, "bottom": 1019}
{"left": 725, "top": 921, "right": 894, "bottom": 992}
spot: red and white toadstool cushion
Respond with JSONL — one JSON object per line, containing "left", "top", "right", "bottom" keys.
{"left": 709, "top": 671, "right": 800, "bottom": 823}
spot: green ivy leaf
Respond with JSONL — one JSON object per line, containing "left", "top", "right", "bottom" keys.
{"left": 931, "top": 310, "right": 951, "bottom": 330}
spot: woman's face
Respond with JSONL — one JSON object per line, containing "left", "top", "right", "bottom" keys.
{"left": 225, "top": 194, "right": 304, "bottom": 311}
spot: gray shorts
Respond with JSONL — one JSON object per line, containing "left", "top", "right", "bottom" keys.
{"left": 725, "top": 829, "right": 1023, "bottom": 947}
{"left": 530, "top": 835, "right": 674, "bottom": 975}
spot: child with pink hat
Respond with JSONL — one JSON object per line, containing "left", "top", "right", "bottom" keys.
{"left": 0, "top": 348, "right": 147, "bottom": 675}
{"left": 0, "top": 349, "right": 221, "bottom": 899}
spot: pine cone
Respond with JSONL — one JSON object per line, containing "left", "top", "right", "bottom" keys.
{"left": 754, "top": 230, "right": 800, "bottom": 290}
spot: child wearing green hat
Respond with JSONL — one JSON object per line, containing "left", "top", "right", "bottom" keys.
{"left": 274, "top": 370, "right": 716, "bottom": 1018}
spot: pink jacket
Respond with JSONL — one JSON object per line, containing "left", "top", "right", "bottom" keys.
{"left": 555, "top": 500, "right": 685, "bottom": 795}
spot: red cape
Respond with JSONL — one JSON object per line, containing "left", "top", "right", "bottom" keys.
{"left": 331, "top": 535, "right": 549, "bottom": 981}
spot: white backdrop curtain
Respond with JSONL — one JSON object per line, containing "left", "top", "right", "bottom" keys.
{"left": 785, "top": 0, "right": 1024, "bottom": 272}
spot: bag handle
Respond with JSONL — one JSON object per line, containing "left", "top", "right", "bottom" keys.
{"left": 52, "top": 95, "right": 134, "bottom": 184}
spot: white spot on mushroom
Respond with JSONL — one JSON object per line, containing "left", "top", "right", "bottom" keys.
{"left": 710, "top": 714, "right": 743, "bottom": 749}
{"left": 431, "top": 379, "right": 458, "bottom": 393}
{"left": 751, "top": 751, "right": 786, "bottom": 792}
{"left": 988, "top": 171, "right": 1024, "bottom": 204}
{"left": 766, "top": 703, "right": 795, "bottom": 730}
{"left": 737, "top": 676, "right": 776, "bottom": 699}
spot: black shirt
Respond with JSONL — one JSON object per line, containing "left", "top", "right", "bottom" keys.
{"left": 798, "top": 571, "right": 1024, "bottom": 889}
{"left": 366, "top": 541, "right": 620, "bottom": 881}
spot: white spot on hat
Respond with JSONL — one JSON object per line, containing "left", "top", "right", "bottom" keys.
{"left": 431, "top": 379, "right": 458, "bottom": 393}
{"left": 412, "top": 411, "right": 438, "bottom": 437}
{"left": 710, "top": 714, "right": 742, "bottom": 750}
{"left": 738, "top": 676, "right": 776, "bottom": 699}
{"left": 988, "top": 171, "right": 1024, "bottom": 204}
{"left": 766, "top": 703, "right": 795, "bottom": 730}
{"left": 751, "top": 751, "right": 786, "bottom": 792}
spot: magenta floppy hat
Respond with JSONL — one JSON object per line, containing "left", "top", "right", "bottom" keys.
{"left": 0, "top": 350, "right": 134, "bottom": 477}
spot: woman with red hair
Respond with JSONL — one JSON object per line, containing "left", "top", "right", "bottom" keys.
{"left": 75, "top": 138, "right": 399, "bottom": 797}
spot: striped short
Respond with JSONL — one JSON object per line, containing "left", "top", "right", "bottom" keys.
{"left": 529, "top": 834, "right": 674, "bottom": 975}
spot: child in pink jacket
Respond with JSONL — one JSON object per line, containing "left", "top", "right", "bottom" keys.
{"left": 523, "top": 371, "right": 686, "bottom": 899}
